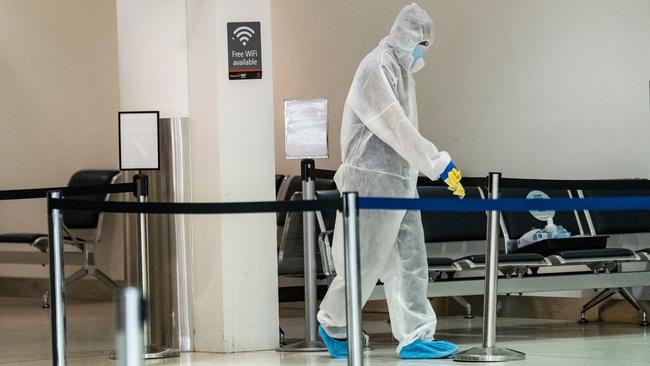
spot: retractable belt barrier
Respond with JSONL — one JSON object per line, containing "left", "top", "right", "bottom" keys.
{"left": 30, "top": 182, "right": 136, "bottom": 366}
{"left": 44, "top": 175, "right": 650, "bottom": 366}
{"left": 358, "top": 196, "right": 650, "bottom": 212}
{"left": 5, "top": 178, "right": 647, "bottom": 203}
{"left": 0, "top": 182, "right": 136, "bottom": 201}
{"left": 48, "top": 197, "right": 342, "bottom": 214}
{"left": 48, "top": 195, "right": 650, "bottom": 214}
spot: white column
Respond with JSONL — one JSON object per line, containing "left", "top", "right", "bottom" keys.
{"left": 187, "top": 0, "right": 278, "bottom": 352}
{"left": 117, "top": 0, "right": 278, "bottom": 353}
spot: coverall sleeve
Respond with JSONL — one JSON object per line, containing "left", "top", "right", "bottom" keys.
{"left": 346, "top": 56, "right": 451, "bottom": 181}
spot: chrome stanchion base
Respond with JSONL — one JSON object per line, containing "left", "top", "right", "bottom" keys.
{"left": 277, "top": 340, "right": 326, "bottom": 352}
{"left": 453, "top": 346, "right": 525, "bottom": 362}
{"left": 144, "top": 345, "right": 181, "bottom": 359}
{"left": 109, "top": 345, "right": 180, "bottom": 360}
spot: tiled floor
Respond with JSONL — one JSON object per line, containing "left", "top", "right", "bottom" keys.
{"left": 2, "top": 297, "right": 649, "bottom": 365}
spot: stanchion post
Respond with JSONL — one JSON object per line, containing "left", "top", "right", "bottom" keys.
{"left": 483, "top": 172, "right": 500, "bottom": 348}
{"left": 343, "top": 192, "right": 363, "bottom": 366}
{"left": 132, "top": 173, "right": 179, "bottom": 359}
{"left": 302, "top": 159, "right": 318, "bottom": 345}
{"left": 279, "top": 159, "right": 326, "bottom": 352}
{"left": 453, "top": 173, "right": 525, "bottom": 362}
{"left": 48, "top": 191, "right": 67, "bottom": 366}
{"left": 134, "top": 174, "right": 151, "bottom": 348}
{"left": 117, "top": 287, "right": 144, "bottom": 366}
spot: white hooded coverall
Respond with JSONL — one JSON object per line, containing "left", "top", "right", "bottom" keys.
{"left": 317, "top": 3, "right": 452, "bottom": 352}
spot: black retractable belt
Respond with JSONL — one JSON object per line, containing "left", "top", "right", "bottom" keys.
{"left": 48, "top": 197, "right": 343, "bottom": 214}
{"left": 0, "top": 182, "right": 137, "bottom": 201}
{"left": 63, "top": 183, "right": 137, "bottom": 196}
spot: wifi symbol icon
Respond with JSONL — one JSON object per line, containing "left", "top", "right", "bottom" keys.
{"left": 233, "top": 26, "right": 255, "bottom": 46}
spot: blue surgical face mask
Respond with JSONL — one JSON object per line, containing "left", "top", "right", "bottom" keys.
{"left": 412, "top": 44, "right": 428, "bottom": 61}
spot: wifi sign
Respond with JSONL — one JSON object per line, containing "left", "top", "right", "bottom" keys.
{"left": 233, "top": 25, "right": 255, "bottom": 46}
{"left": 227, "top": 22, "right": 262, "bottom": 80}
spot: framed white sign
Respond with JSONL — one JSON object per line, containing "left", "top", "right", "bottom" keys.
{"left": 118, "top": 111, "right": 160, "bottom": 171}
{"left": 284, "top": 99, "right": 329, "bottom": 159}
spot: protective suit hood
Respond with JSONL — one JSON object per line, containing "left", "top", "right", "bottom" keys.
{"left": 380, "top": 3, "right": 434, "bottom": 72}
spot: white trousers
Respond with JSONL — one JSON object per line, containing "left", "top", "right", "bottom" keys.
{"left": 317, "top": 208, "right": 437, "bottom": 352}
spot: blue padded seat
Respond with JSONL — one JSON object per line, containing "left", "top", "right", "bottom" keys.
{"left": 554, "top": 248, "right": 634, "bottom": 260}
{"left": 461, "top": 253, "right": 545, "bottom": 264}
{"left": 427, "top": 257, "right": 455, "bottom": 266}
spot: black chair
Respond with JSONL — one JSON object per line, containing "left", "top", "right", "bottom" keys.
{"left": 315, "top": 187, "right": 484, "bottom": 318}
{"left": 416, "top": 186, "right": 548, "bottom": 278}
{"left": 417, "top": 185, "right": 490, "bottom": 318}
{"left": 276, "top": 175, "right": 336, "bottom": 228}
{"left": 499, "top": 187, "right": 636, "bottom": 270}
{"left": 277, "top": 192, "right": 326, "bottom": 277}
{"left": 315, "top": 190, "right": 340, "bottom": 279}
{"left": 418, "top": 185, "right": 486, "bottom": 276}
{"left": 276, "top": 175, "right": 336, "bottom": 276}
{"left": 0, "top": 170, "right": 121, "bottom": 293}
{"left": 577, "top": 188, "right": 650, "bottom": 325}
{"left": 275, "top": 175, "right": 286, "bottom": 195}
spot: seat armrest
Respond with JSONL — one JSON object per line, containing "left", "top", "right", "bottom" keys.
{"left": 318, "top": 230, "right": 334, "bottom": 243}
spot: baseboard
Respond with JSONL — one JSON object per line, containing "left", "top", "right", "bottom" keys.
{"left": 0, "top": 277, "right": 126, "bottom": 302}
{"left": 441, "top": 295, "right": 650, "bottom": 324}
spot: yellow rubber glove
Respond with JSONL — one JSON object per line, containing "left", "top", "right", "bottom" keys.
{"left": 444, "top": 168, "right": 466, "bottom": 199}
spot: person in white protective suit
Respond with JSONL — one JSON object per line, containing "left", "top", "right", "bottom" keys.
{"left": 317, "top": 3, "right": 464, "bottom": 360}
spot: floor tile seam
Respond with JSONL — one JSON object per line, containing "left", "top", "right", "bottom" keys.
{"left": 520, "top": 351, "right": 650, "bottom": 362}
{"left": 492, "top": 333, "right": 648, "bottom": 345}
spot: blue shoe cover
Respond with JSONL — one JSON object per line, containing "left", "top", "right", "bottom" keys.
{"left": 399, "top": 339, "right": 460, "bottom": 359}
{"left": 319, "top": 325, "right": 348, "bottom": 359}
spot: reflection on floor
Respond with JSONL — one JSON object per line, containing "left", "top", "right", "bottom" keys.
{"left": 2, "top": 297, "right": 649, "bottom": 365}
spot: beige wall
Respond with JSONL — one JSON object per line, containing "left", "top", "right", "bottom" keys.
{"left": 0, "top": 1, "right": 122, "bottom": 279}
{"left": 272, "top": 0, "right": 650, "bottom": 179}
